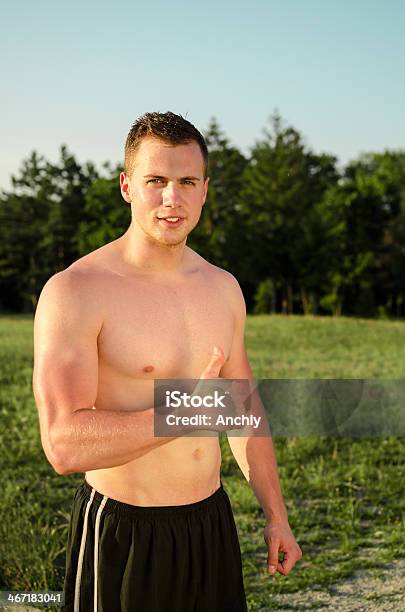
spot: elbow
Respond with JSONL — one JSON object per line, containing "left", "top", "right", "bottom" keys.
{"left": 35, "top": 394, "right": 84, "bottom": 475}
{"left": 43, "top": 431, "right": 78, "bottom": 476}
{"left": 47, "top": 445, "right": 75, "bottom": 476}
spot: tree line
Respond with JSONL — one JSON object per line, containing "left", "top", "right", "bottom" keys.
{"left": 1, "top": 113, "right": 404, "bottom": 317}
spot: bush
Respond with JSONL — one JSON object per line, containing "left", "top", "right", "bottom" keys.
{"left": 253, "top": 278, "right": 274, "bottom": 314}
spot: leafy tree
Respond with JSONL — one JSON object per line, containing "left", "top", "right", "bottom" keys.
{"left": 239, "top": 112, "right": 338, "bottom": 313}
{"left": 77, "top": 166, "right": 130, "bottom": 256}
{"left": 189, "top": 119, "right": 248, "bottom": 276}
{"left": 370, "top": 151, "right": 405, "bottom": 316}
{"left": 253, "top": 278, "right": 275, "bottom": 314}
{"left": 330, "top": 152, "right": 405, "bottom": 316}
{"left": 0, "top": 148, "right": 98, "bottom": 310}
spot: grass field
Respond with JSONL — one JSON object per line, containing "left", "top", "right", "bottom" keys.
{"left": 0, "top": 314, "right": 404, "bottom": 611}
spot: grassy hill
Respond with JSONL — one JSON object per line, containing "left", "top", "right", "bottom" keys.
{"left": 0, "top": 314, "right": 404, "bottom": 611}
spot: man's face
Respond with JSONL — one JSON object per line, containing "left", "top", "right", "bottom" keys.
{"left": 120, "top": 136, "right": 209, "bottom": 247}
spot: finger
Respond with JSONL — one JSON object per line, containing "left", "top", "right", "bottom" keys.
{"left": 277, "top": 551, "right": 299, "bottom": 576}
{"left": 201, "top": 348, "right": 224, "bottom": 378}
{"left": 200, "top": 346, "right": 225, "bottom": 379}
{"left": 267, "top": 540, "right": 280, "bottom": 575}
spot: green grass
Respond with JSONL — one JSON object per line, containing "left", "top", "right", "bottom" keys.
{"left": 246, "top": 314, "right": 405, "bottom": 378}
{"left": 0, "top": 314, "right": 404, "bottom": 611}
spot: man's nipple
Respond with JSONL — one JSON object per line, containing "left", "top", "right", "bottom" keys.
{"left": 143, "top": 365, "right": 154, "bottom": 373}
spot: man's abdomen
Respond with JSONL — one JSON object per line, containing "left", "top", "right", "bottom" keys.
{"left": 86, "top": 435, "right": 222, "bottom": 506}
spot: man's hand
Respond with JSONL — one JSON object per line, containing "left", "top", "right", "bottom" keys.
{"left": 199, "top": 345, "right": 226, "bottom": 379}
{"left": 264, "top": 522, "right": 302, "bottom": 576}
{"left": 193, "top": 346, "right": 248, "bottom": 432}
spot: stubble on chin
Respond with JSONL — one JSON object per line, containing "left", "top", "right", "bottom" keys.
{"left": 144, "top": 221, "right": 189, "bottom": 247}
{"left": 151, "top": 228, "right": 188, "bottom": 247}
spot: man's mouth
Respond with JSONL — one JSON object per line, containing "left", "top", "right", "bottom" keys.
{"left": 157, "top": 216, "right": 184, "bottom": 227}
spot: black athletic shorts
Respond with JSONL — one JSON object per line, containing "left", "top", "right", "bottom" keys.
{"left": 62, "top": 480, "right": 247, "bottom": 612}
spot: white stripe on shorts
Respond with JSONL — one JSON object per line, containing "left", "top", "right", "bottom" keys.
{"left": 74, "top": 488, "right": 95, "bottom": 612}
{"left": 93, "top": 495, "right": 108, "bottom": 612}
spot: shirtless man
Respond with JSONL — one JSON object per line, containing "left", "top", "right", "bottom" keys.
{"left": 33, "top": 112, "right": 302, "bottom": 612}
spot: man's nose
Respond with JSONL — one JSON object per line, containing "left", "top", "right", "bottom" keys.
{"left": 162, "top": 182, "right": 181, "bottom": 206}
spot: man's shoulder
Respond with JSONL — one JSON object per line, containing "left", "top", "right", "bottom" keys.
{"left": 36, "top": 261, "right": 105, "bottom": 335}
{"left": 206, "top": 262, "right": 240, "bottom": 292}
{"left": 67, "top": 241, "right": 116, "bottom": 276}
{"left": 38, "top": 248, "right": 112, "bottom": 314}
{"left": 42, "top": 243, "right": 116, "bottom": 296}
{"left": 188, "top": 249, "right": 245, "bottom": 311}
{"left": 41, "top": 263, "right": 96, "bottom": 300}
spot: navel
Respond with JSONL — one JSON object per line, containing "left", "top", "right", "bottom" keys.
{"left": 142, "top": 365, "right": 155, "bottom": 373}
{"left": 192, "top": 448, "right": 203, "bottom": 461}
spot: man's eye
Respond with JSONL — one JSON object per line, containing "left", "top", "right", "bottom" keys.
{"left": 183, "top": 180, "right": 196, "bottom": 186}
{"left": 147, "top": 179, "right": 163, "bottom": 184}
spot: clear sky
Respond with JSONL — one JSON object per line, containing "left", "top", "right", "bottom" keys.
{"left": 1, "top": 0, "right": 404, "bottom": 190}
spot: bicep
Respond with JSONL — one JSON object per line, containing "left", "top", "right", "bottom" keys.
{"left": 220, "top": 276, "right": 254, "bottom": 380}
{"left": 33, "top": 272, "right": 101, "bottom": 438}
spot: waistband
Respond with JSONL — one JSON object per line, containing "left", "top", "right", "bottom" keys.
{"left": 79, "top": 479, "right": 227, "bottom": 519}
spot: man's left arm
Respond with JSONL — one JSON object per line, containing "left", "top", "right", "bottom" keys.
{"left": 220, "top": 274, "right": 302, "bottom": 577}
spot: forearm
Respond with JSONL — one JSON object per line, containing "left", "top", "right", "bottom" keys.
{"left": 227, "top": 384, "right": 288, "bottom": 523}
{"left": 45, "top": 407, "right": 180, "bottom": 474}
{"left": 228, "top": 434, "right": 289, "bottom": 524}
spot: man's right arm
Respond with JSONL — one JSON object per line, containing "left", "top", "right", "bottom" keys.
{"left": 33, "top": 271, "right": 224, "bottom": 475}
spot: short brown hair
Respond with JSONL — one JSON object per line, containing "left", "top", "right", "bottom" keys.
{"left": 124, "top": 111, "right": 209, "bottom": 178}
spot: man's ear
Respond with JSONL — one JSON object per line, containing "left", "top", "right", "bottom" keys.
{"left": 120, "top": 172, "right": 132, "bottom": 204}
{"left": 202, "top": 176, "right": 209, "bottom": 206}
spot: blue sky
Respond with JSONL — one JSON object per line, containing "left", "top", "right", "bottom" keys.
{"left": 1, "top": 0, "right": 404, "bottom": 189}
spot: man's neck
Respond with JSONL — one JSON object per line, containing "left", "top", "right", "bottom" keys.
{"left": 118, "top": 224, "right": 188, "bottom": 275}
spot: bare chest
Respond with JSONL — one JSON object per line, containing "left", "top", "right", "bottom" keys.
{"left": 97, "top": 275, "right": 234, "bottom": 379}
